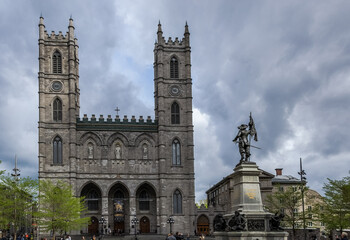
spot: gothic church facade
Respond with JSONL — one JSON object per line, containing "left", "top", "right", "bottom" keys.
{"left": 38, "top": 17, "right": 195, "bottom": 235}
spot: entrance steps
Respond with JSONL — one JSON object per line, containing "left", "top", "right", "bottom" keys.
{"left": 74, "top": 235, "right": 215, "bottom": 240}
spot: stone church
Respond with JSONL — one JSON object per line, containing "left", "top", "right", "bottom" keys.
{"left": 38, "top": 17, "right": 195, "bottom": 235}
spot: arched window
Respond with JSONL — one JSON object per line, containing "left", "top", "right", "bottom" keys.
{"left": 53, "top": 98, "right": 62, "bottom": 121}
{"left": 171, "top": 102, "right": 180, "bottom": 124}
{"left": 173, "top": 189, "right": 182, "bottom": 214}
{"left": 170, "top": 56, "right": 179, "bottom": 78}
{"left": 86, "top": 189, "right": 99, "bottom": 211}
{"left": 139, "top": 190, "right": 150, "bottom": 211}
{"left": 53, "top": 136, "right": 62, "bottom": 165}
{"left": 172, "top": 139, "right": 181, "bottom": 165}
{"left": 114, "top": 190, "right": 125, "bottom": 200}
{"left": 52, "top": 51, "right": 62, "bottom": 74}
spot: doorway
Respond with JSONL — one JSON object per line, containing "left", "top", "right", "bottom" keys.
{"left": 197, "top": 215, "right": 209, "bottom": 236}
{"left": 88, "top": 216, "right": 99, "bottom": 235}
{"left": 139, "top": 216, "right": 150, "bottom": 233}
{"left": 114, "top": 221, "right": 124, "bottom": 235}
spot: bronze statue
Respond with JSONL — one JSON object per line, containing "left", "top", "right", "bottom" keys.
{"left": 270, "top": 212, "right": 284, "bottom": 231}
{"left": 232, "top": 113, "right": 258, "bottom": 162}
{"left": 213, "top": 215, "right": 226, "bottom": 232}
{"left": 227, "top": 211, "right": 246, "bottom": 231}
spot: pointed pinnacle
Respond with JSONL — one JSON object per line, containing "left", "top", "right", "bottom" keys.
{"left": 158, "top": 20, "right": 162, "bottom": 33}
{"left": 185, "top": 21, "right": 189, "bottom": 34}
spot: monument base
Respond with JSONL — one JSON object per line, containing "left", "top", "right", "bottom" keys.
{"left": 214, "top": 231, "right": 288, "bottom": 240}
{"left": 213, "top": 161, "right": 288, "bottom": 239}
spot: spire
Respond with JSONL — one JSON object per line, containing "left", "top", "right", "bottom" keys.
{"left": 39, "top": 15, "right": 45, "bottom": 39}
{"left": 68, "top": 17, "right": 75, "bottom": 40}
{"left": 184, "top": 21, "right": 190, "bottom": 46}
{"left": 39, "top": 14, "right": 44, "bottom": 25}
{"left": 184, "top": 21, "right": 189, "bottom": 34}
{"left": 157, "top": 20, "right": 162, "bottom": 33}
{"left": 69, "top": 16, "right": 74, "bottom": 27}
{"left": 157, "top": 20, "right": 163, "bottom": 44}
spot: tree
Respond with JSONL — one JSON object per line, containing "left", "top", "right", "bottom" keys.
{"left": 196, "top": 199, "right": 208, "bottom": 209}
{"left": 265, "top": 184, "right": 308, "bottom": 240}
{"left": 315, "top": 177, "right": 350, "bottom": 233}
{"left": 0, "top": 175, "right": 38, "bottom": 240}
{"left": 35, "top": 180, "right": 89, "bottom": 240}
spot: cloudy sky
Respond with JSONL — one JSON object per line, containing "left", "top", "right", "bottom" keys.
{"left": 1, "top": 0, "right": 350, "bottom": 201}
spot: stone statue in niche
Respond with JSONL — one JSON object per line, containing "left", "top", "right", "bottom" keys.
{"left": 142, "top": 143, "right": 148, "bottom": 159}
{"left": 115, "top": 144, "right": 121, "bottom": 159}
{"left": 88, "top": 143, "right": 94, "bottom": 159}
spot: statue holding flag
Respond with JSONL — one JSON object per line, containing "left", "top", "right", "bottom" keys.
{"left": 232, "top": 113, "right": 258, "bottom": 163}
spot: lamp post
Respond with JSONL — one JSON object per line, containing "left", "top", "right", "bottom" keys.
{"left": 167, "top": 216, "right": 175, "bottom": 234}
{"left": 98, "top": 216, "right": 106, "bottom": 238}
{"left": 298, "top": 158, "right": 307, "bottom": 240}
{"left": 11, "top": 155, "right": 20, "bottom": 240}
{"left": 131, "top": 216, "right": 139, "bottom": 240}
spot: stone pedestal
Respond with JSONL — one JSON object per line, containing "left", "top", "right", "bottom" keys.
{"left": 214, "top": 162, "right": 288, "bottom": 240}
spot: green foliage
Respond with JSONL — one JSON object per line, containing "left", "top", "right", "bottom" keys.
{"left": 0, "top": 174, "right": 38, "bottom": 239}
{"left": 265, "top": 184, "right": 308, "bottom": 240}
{"left": 35, "top": 180, "right": 89, "bottom": 239}
{"left": 195, "top": 199, "right": 208, "bottom": 209}
{"left": 315, "top": 177, "right": 350, "bottom": 232}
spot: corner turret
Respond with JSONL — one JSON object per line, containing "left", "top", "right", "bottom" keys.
{"left": 38, "top": 16, "right": 45, "bottom": 40}
{"left": 68, "top": 17, "right": 75, "bottom": 40}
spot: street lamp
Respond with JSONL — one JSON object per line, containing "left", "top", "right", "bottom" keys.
{"left": 167, "top": 216, "right": 175, "bottom": 233}
{"left": 131, "top": 216, "right": 139, "bottom": 240}
{"left": 99, "top": 216, "right": 106, "bottom": 238}
{"left": 298, "top": 158, "right": 307, "bottom": 240}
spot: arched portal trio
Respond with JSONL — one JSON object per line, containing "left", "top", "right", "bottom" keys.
{"left": 80, "top": 181, "right": 159, "bottom": 235}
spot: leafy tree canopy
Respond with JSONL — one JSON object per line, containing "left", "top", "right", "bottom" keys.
{"left": 35, "top": 180, "right": 89, "bottom": 239}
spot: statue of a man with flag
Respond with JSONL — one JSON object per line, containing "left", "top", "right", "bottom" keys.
{"left": 232, "top": 113, "right": 258, "bottom": 163}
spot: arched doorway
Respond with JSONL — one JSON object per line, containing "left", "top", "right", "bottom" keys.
{"left": 135, "top": 183, "right": 157, "bottom": 233}
{"left": 88, "top": 216, "right": 99, "bottom": 235}
{"left": 108, "top": 183, "right": 130, "bottom": 235}
{"left": 197, "top": 215, "right": 209, "bottom": 236}
{"left": 140, "top": 216, "right": 150, "bottom": 233}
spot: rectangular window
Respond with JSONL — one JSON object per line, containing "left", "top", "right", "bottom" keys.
{"left": 308, "top": 222, "right": 312, "bottom": 227}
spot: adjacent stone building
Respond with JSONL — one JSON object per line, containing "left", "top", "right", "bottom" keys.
{"left": 38, "top": 17, "right": 195, "bottom": 235}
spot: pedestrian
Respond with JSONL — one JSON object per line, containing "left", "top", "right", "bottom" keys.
{"left": 199, "top": 234, "right": 205, "bottom": 240}
{"left": 167, "top": 233, "right": 176, "bottom": 240}
{"left": 186, "top": 233, "right": 190, "bottom": 240}
{"left": 341, "top": 232, "right": 348, "bottom": 240}
{"left": 81, "top": 236, "right": 85, "bottom": 240}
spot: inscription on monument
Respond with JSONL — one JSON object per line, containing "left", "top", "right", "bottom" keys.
{"left": 247, "top": 219, "right": 265, "bottom": 231}
{"left": 245, "top": 188, "right": 257, "bottom": 199}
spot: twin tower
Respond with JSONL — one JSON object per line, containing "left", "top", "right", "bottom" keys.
{"left": 38, "top": 17, "right": 195, "bottom": 235}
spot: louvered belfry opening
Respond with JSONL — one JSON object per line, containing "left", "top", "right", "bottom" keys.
{"left": 53, "top": 98, "right": 62, "bottom": 121}
{"left": 53, "top": 51, "right": 62, "bottom": 73}
{"left": 170, "top": 56, "right": 179, "bottom": 78}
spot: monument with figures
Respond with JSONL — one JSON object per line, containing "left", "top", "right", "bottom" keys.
{"left": 213, "top": 114, "right": 288, "bottom": 240}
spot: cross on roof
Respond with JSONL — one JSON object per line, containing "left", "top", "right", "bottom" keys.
{"left": 114, "top": 107, "right": 120, "bottom": 115}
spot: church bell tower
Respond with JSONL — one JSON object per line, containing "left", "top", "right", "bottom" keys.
{"left": 153, "top": 22, "right": 196, "bottom": 232}
{"left": 38, "top": 16, "right": 79, "bottom": 183}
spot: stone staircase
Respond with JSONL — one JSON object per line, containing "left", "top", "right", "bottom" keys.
{"left": 73, "top": 235, "right": 215, "bottom": 240}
